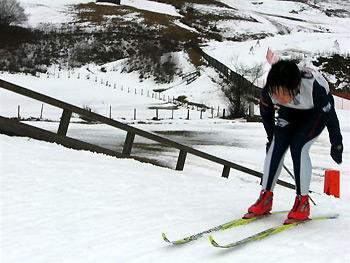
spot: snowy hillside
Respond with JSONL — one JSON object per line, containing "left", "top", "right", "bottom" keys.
{"left": 1, "top": 0, "right": 350, "bottom": 262}
{"left": 207, "top": 0, "right": 350, "bottom": 82}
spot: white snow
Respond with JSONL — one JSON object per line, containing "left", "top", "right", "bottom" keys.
{"left": 1, "top": 104, "right": 349, "bottom": 262}
{"left": 1, "top": 0, "right": 350, "bottom": 262}
{"left": 18, "top": 0, "right": 181, "bottom": 27}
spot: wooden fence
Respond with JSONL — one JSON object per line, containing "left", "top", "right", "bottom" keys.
{"left": 0, "top": 78, "right": 295, "bottom": 190}
{"left": 190, "top": 43, "right": 262, "bottom": 99}
{"left": 10, "top": 69, "right": 227, "bottom": 120}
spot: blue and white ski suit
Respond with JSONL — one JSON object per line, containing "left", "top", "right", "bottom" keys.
{"left": 260, "top": 69, "right": 343, "bottom": 195}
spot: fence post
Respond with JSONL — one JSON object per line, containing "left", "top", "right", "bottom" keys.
{"left": 40, "top": 104, "right": 44, "bottom": 119}
{"left": 17, "top": 105, "right": 20, "bottom": 119}
{"left": 176, "top": 150, "right": 187, "bottom": 171}
{"left": 57, "top": 109, "right": 72, "bottom": 136}
{"left": 249, "top": 102, "right": 254, "bottom": 117}
{"left": 122, "top": 132, "right": 135, "bottom": 156}
{"left": 222, "top": 165, "right": 230, "bottom": 178}
{"left": 186, "top": 109, "right": 190, "bottom": 120}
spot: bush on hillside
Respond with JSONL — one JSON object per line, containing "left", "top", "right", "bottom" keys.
{"left": 0, "top": 0, "right": 27, "bottom": 27}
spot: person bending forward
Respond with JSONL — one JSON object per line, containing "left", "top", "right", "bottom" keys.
{"left": 244, "top": 60, "right": 343, "bottom": 224}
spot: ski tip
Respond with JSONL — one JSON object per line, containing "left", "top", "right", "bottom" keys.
{"left": 209, "top": 235, "right": 219, "bottom": 247}
{"left": 283, "top": 214, "right": 340, "bottom": 225}
{"left": 312, "top": 213, "right": 340, "bottom": 221}
{"left": 162, "top": 233, "right": 170, "bottom": 243}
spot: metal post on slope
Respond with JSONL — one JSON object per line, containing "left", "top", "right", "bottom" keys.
{"left": 282, "top": 164, "right": 317, "bottom": 206}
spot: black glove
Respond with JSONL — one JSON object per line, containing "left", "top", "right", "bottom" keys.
{"left": 331, "top": 144, "right": 343, "bottom": 164}
{"left": 266, "top": 141, "right": 272, "bottom": 154}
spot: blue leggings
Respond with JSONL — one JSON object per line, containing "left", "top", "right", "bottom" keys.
{"left": 262, "top": 107, "right": 325, "bottom": 195}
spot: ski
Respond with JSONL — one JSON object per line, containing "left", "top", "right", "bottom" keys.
{"left": 162, "top": 211, "right": 287, "bottom": 245}
{"left": 209, "top": 214, "right": 339, "bottom": 249}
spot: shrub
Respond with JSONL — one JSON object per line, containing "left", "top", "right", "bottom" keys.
{"left": 0, "top": 0, "right": 27, "bottom": 27}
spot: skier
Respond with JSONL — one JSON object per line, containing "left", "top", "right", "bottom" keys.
{"left": 255, "top": 39, "right": 261, "bottom": 47}
{"left": 333, "top": 40, "right": 340, "bottom": 51}
{"left": 244, "top": 60, "right": 343, "bottom": 224}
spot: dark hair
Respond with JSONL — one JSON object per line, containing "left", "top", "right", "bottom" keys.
{"left": 266, "top": 60, "right": 301, "bottom": 96}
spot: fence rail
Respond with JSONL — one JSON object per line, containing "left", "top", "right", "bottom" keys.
{"left": 190, "top": 43, "right": 262, "bottom": 99}
{"left": 0, "top": 78, "right": 295, "bottom": 190}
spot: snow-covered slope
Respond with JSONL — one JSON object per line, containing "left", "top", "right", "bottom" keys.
{"left": 206, "top": 0, "right": 349, "bottom": 83}
{"left": 19, "top": 0, "right": 181, "bottom": 26}
{"left": 1, "top": 108, "right": 349, "bottom": 261}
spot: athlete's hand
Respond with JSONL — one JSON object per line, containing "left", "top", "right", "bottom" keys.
{"left": 331, "top": 144, "right": 343, "bottom": 164}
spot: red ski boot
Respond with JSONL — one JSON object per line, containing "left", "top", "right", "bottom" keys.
{"left": 243, "top": 190, "right": 273, "bottom": 219}
{"left": 284, "top": 195, "right": 310, "bottom": 224}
